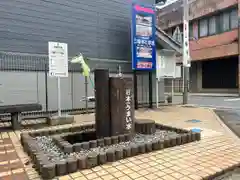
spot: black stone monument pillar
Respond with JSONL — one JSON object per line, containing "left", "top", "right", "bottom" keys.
{"left": 94, "top": 69, "right": 110, "bottom": 138}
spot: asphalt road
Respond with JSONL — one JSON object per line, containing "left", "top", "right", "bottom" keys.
{"left": 173, "top": 95, "right": 240, "bottom": 110}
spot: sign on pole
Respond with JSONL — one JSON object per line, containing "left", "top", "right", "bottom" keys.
{"left": 175, "top": 65, "right": 182, "bottom": 78}
{"left": 156, "top": 50, "right": 176, "bottom": 79}
{"left": 183, "top": 20, "right": 191, "bottom": 67}
{"left": 48, "top": 42, "right": 69, "bottom": 77}
{"left": 131, "top": 3, "right": 156, "bottom": 70}
{"left": 48, "top": 42, "right": 68, "bottom": 117}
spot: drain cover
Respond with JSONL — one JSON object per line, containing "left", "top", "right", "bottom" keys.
{"left": 191, "top": 128, "right": 202, "bottom": 133}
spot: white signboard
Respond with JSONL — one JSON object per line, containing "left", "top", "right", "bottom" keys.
{"left": 48, "top": 42, "right": 68, "bottom": 77}
{"left": 157, "top": 51, "right": 176, "bottom": 79}
{"left": 183, "top": 20, "right": 191, "bottom": 67}
{"left": 175, "top": 65, "right": 182, "bottom": 78}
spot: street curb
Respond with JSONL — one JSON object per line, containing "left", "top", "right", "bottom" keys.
{"left": 210, "top": 109, "right": 240, "bottom": 142}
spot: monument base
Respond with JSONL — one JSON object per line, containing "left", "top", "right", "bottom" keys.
{"left": 47, "top": 114, "right": 74, "bottom": 126}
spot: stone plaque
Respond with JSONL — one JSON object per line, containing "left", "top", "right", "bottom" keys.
{"left": 109, "top": 77, "right": 134, "bottom": 136}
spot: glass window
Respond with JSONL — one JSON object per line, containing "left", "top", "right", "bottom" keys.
{"left": 221, "top": 12, "right": 230, "bottom": 31}
{"left": 208, "top": 16, "right": 216, "bottom": 35}
{"left": 199, "top": 19, "right": 208, "bottom": 37}
{"left": 230, "top": 9, "right": 238, "bottom": 29}
{"left": 189, "top": 23, "right": 193, "bottom": 39}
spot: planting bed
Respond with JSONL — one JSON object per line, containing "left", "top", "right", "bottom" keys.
{"left": 20, "top": 121, "right": 201, "bottom": 179}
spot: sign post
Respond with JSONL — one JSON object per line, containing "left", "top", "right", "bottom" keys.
{"left": 131, "top": 3, "right": 156, "bottom": 70}
{"left": 183, "top": 0, "right": 190, "bottom": 104}
{"left": 156, "top": 49, "right": 176, "bottom": 107}
{"left": 48, "top": 42, "right": 68, "bottom": 117}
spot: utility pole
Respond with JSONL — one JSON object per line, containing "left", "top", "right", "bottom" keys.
{"left": 182, "top": 0, "right": 190, "bottom": 104}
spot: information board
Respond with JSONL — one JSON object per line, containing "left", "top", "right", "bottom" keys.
{"left": 48, "top": 42, "right": 68, "bottom": 77}
{"left": 131, "top": 3, "right": 156, "bottom": 70}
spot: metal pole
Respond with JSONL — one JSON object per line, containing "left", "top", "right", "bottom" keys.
{"left": 171, "top": 78, "right": 174, "bottom": 98}
{"left": 156, "top": 78, "right": 159, "bottom": 108}
{"left": 149, "top": 71, "right": 153, "bottom": 108}
{"left": 57, "top": 77, "right": 61, "bottom": 117}
{"left": 85, "top": 76, "right": 88, "bottom": 114}
{"left": 183, "top": 0, "right": 190, "bottom": 104}
{"left": 133, "top": 70, "right": 138, "bottom": 109}
{"left": 44, "top": 64, "right": 49, "bottom": 112}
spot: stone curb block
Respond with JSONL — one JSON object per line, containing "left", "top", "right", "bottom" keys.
{"left": 41, "top": 163, "right": 56, "bottom": 179}
{"left": 196, "top": 132, "right": 201, "bottom": 141}
{"left": 138, "top": 144, "right": 146, "bottom": 153}
{"left": 89, "top": 140, "right": 97, "bottom": 148}
{"left": 87, "top": 152, "right": 99, "bottom": 168}
{"left": 164, "top": 138, "right": 170, "bottom": 148}
{"left": 145, "top": 142, "right": 153, "bottom": 152}
{"left": 104, "top": 137, "right": 112, "bottom": 146}
{"left": 123, "top": 147, "right": 131, "bottom": 157}
{"left": 152, "top": 140, "right": 160, "bottom": 150}
{"left": 56, "top": 160, "right": 67, "bottom": 176}
{"left": 176, "top": 136, "right": 182, "bottom": 145}
{"left": 115, "top": 148, "right": 123, "bottom": 160}
{"left": 99, "top": 152, "right": 107, "bottom": 164}
{"left": 106, "top": 149, "right": 116, "bottom": 162}
{"left": 118, "top": 135, "right": 125, "bottom": 142}
{"left": 111, "top": 136, "right": 119, "bottom": 144}
{"left": 124, "top": 134, "right": 131, "bottom": 141}
{"left": 170, "top": 137, "right": 177, "bottom": 147}
{"left": 73, "top": 143, "right": 82, "bottom": 152}
{"left": 131, "top": 144, "right": 138, "bottom": 156}
{"left": 64, "top": 144, "right": 73, "bottom": 154}
{"left": 181, "top": 134, "right": 187, "bottom": 144}
{"left": 82, "top": 142, "right": 90, "bottom": 150}
{"left": 78, "top": 156, "right": 87, "bottom": 170}
{"left": 67, "top": 158, "right": 78, "bottom": 173}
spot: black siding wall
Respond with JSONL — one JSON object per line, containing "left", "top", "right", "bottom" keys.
{"left": 0, "top": 0, "right": 155, "bottom": 60}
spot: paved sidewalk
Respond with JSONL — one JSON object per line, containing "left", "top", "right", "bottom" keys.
{"left": 1, "top": 106, "right": 240, "bottom": 180}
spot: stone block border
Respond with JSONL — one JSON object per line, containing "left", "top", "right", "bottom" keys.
{"left": 52, "top": 131, "right": 132, "bottom": 153}
{"left": 20, "top": 122, "right": 201, "bottom": 179}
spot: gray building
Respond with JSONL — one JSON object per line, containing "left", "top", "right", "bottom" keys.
{"left": 0, "top": 0, "right": 181, "bottom": 111}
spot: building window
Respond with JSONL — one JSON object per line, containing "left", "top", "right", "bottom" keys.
{"left": 230, "top": 9, "right": 238, "bottom": 29}
{"left": 199, "top": 19, "right": 208, "bottom": 37}
{"left": 189, "top": 23, "right": 193, "bottom": 39}
{"left": 208, "top": 16, "right": 216, "bottom": 35}
{"left": 221, "top": 12, "right": 230, "bottom": 31}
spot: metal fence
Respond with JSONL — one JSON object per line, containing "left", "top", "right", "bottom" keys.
{"left": 0, "top": 51, "right": 183, "bottom": 118}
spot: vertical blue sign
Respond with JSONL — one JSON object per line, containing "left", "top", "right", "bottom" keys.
{"left": 131, "top": 3, "right": 156, "bottom": 70}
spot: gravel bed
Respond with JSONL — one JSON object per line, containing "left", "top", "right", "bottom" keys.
{"left": 35, "top": 130, "right": 178, "bottom": 163}
{"left": 213, "top": 168, "right": 240, "bottom": 180}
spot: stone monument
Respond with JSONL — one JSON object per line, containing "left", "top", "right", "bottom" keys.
{"left": 94, "top": 69, "right": 134, "bottom": 138}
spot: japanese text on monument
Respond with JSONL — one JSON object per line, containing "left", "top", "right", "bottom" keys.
{"left": 125, "top": 89, "right": 132, "bottom": 130}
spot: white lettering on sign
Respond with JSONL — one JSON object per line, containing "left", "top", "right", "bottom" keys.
{"left": 125, "top": 89, "right": 132, "bottom": 130}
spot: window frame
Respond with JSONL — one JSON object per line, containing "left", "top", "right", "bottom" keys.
{"left": 230, "top": 8, "right": 238, "bottom": 29}
{"left": 198, "top": 18, "right": 209, "bottom": 38}
{"left": 220, "top": 11, "right": 230, "bottom": 32}
{"left": 208, "top": 16, "right": 217, "bottom": 35}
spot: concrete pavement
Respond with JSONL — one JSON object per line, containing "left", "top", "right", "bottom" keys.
{"left": 1, "top": 106, "right": 240, "bottom": 180}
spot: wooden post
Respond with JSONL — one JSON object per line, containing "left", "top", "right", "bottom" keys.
{"left": 94, "top": 69, "right": 110, "bottom": 138}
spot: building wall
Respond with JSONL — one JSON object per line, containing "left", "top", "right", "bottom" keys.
{"left": 158, "top": 0, "right": 237, "bottom": 30}
{"left": 172, "top": 6, "right": 238, "bottom": 62}
{"left": 0, "top": 0, "right": 154, "bottom": 60}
